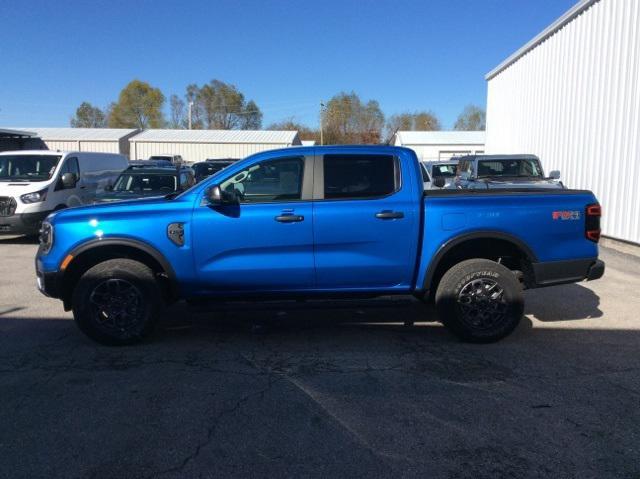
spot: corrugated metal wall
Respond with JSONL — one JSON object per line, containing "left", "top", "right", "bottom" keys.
{"left": 43, "top": 140, "right": 121, "bottom": 154}
{"left": 129, "top": 142, "right": 293, "bottom": 163}
{"left": 486, "top": 0, "right": 640, "bottom": 244}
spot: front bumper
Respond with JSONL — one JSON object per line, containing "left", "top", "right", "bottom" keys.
{"left": 35, "top": 257, "right": 61, "bottom": 298}
{"left": 0, "top": 210, "right": 51, "bottom": 235}
{"left": 532, "top": 258, "right": 605, "bottom": 287}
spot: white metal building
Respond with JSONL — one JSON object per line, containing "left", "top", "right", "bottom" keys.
{"left": 391, "top": 131, "right": 485, "bottom": 161}
{"left": 18, "top": 128, "right": 139, "bottom": 156}
{"left": 129, "top": 129, "right": 302, "bottom": 163}
{"left": 485, "top": 0, "right": 640, "bottom": 244}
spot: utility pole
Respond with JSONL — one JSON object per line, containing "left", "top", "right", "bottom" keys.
{"left": 320, "top": 101, "right": 325, "bottom": 145}
{"left": 188, "top": 101, "right": 194, "bottom": 130}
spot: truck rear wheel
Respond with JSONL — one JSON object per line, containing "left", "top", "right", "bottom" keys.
{"left": 435, "top": 259, "right": 523, "bottom": 343}
{"left": 72, "top": 259, "right": 162, "bottom": 345}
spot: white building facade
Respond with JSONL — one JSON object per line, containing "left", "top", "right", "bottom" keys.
{"left": 486, "top": 0, "right": 640, "bottom": 244}
{"left": 129, "top": 129, "right": 301, "bottom": 163}
{"left": 391, "top": 131, "right": 485, "bottom": 161}
{"left": 22, "top": 128, "right": 139, "bottom": 156}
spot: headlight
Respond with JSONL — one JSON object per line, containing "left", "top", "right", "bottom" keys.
{"left": 21, "top": 188, "right": 49, "bottom": 204}
{"left": 39, "top": 221, "right": 54, "bottom": 254}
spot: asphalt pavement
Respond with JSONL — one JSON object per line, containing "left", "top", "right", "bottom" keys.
{"left": 1, "top": 236, "right": 639, "bottom": 478}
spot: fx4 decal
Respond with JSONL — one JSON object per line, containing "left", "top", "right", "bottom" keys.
{"left": 552, "top": 210, "right": 581, "bottom": 220}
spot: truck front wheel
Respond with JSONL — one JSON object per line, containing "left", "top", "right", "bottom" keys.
{"left": 72, "top": 259, "right": 162, "bottom": 345}
{"left": 435, "top": 259, "right": 523, "bottom": 343}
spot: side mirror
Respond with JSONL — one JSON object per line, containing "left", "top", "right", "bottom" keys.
{"left": 61, "top": 172, "right": 77, "bottom": 189}
{"left": 105, "top": 184, "right": 113, "bottom": 192}
{"left": 549, "top": 170, "right": 561, "bottom": 180}
{"left": 206, "top": 185, "right": 239, "bottom": 205}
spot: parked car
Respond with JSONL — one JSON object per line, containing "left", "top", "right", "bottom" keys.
{"left": 129, "top": 159, "right": 173, "bottom": 168}
{"left": 192, "top": 158, "right": 238, "bottom": 183}
{"left": 148, "top": 154, "right": 184, "bottom": 165}
{"left": 36, "top": 145, "right": 604, "bottom": 345}
{"left": 420, "top": 160, "right": 458, "bottom": 189}
{"left": 95, "top": 166, "right": 195, "bottom": 203}
{"left": 454, "top": 154, "right": 563, "bottom": 189}
{"left": 0, "top": 150, "right": 127, "bottom": 235}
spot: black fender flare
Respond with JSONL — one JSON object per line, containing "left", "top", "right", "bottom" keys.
{"left": 422, "top": 230, "right": 538, "bottom": 292}
{"left": 61, "top": 237, "right": 179, "bottom": 303}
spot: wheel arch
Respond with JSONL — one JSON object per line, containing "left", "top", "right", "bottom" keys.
{"left": 422, "top": 230, "right": 538, "bottom": 298}
{"left": 60, "top": 238, "right": 179, "bottom": 310}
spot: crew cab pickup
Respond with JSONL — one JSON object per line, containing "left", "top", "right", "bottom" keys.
{"left": 35, "top": 146, "right": 604, "bottom": 345}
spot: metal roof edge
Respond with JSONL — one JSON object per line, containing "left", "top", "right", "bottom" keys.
{"left": 485, "top": 0, "right": 600, "bottom": 81}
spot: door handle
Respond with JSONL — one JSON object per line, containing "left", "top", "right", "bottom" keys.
{"left": 375, "top": 210, "right": 404, "bottom": 220}
{"left": 275, "top": 214, "right": 304, "bottom": 223}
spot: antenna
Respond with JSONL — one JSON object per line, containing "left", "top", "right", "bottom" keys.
{"left": 386, "top": 127, "right": 400, "bottom": 145}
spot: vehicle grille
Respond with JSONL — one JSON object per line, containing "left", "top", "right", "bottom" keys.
{"left": 0, "top": 197, "right": 17, "bottom": 217}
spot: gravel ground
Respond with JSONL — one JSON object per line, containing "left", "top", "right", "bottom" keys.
{"left": 1, "top": 236, "right": 639, "bottom": 478}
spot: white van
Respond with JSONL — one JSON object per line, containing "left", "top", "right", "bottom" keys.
{"left": 0, "top": 150, "right": 128, "bottom": 235}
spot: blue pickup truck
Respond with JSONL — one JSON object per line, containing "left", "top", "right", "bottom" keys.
{"left": 35, "top": 146, "right": 604, "bottom": 345}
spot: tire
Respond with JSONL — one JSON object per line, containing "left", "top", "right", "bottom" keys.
{"left": 435, "top": 259, "right": 524, "bottom": 343}
{"left": 72, "top": 259, "right": 162, "bottom": 345}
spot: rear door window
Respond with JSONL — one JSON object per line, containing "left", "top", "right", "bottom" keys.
{"left": 323, "top": 155, "right": 398, "bottom": 199}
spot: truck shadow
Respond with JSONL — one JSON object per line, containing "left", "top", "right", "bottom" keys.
{"left": 0, "top": 235, "right": 39, "bottom": 245}
{"left": 524, "top": 283, "right": 602, "bottom": 321}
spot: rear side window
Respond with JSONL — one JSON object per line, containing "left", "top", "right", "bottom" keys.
{"left": 323, "top": 155, "right": 398, "bottom": 199}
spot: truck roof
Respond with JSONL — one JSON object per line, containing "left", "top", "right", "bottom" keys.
{"left": 457, "top": 154, "right": 540, "bottom": 161}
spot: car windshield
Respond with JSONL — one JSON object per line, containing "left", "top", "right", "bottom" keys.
{"left": 477, "top": 159, "right": 543, "bottom": 178}
{"left": 432, "top": 164, "right": 457, "bottom": 177}
{"left": 0, "top": 154, "right": 61, "bottom": 182}
{"left": 113, "top": 173, "right": 177, "bottom": 193}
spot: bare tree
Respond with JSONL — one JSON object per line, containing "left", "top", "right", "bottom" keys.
{"left": 454, "top": 104, "right": 486, "bottom": 131}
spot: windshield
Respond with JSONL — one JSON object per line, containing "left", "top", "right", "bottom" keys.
{"left": 432, "top": 164, "right": 457, "bottom": 177}
{"left": 0, "top": 154, "right": 61, "bottom": 182}
{"left": 477, "top": 159, "right": 543, "bottom": 178}
{"left": 113, "top": 173, "right": 177, "bottom": 193}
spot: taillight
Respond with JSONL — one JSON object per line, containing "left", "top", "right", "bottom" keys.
{"left": 585, "top": 203, "right": 601, "bottom": 242}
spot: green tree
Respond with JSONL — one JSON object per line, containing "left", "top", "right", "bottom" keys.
{"left": 323, "top": 91, "right": 385, "bottom": 144}
{"left": 385, "top": 111, "right": 441, "bottom": 138}
{"left": 70, "top": 102, "right": 107, "bottom": 128}
{"left": 267, "top": 118, "right": 319, "bottom": 142}
{"left": 185, "top": 80, "right": 262, "bottom": 130}
{"left": 453, "top": 104, "right": 486, "bottom": 131}
{"left": 108, "top": 80, "right": 165, "bottom": 129}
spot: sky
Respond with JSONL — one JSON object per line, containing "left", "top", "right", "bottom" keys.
{"left": 0, "top": 0, "right": 577, "bottom": 130}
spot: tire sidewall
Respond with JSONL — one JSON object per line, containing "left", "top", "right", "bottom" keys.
{"left": 436, "top": 260, "right": 524, "bottom": 343}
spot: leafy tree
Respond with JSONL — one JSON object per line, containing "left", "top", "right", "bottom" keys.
{"left": 108, "top": 80, "right": 165, "bottom": 129}
{"left": 184, "top": 80, "right": 262, "bottom": 130}
{"left": 169, "top": 94, "right": 186, "bottom": 129}
{"left": 454, "top": 104, "right": 486, "bottom": 131}
{"left": 323, "top": 91, "right": 385, "bottom": 144}
{"left": 267, "top": 118, "right": 319, "bottom": 142}
{"left": 385, "top": 111, "right": 441, "bottom": 138}
{"left": 70, "top": 102, "right": 107, "bottom": 128}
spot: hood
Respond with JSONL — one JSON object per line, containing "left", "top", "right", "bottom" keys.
{"left": 94, "top": 190, "right": 166, "bottom": 204}
{"left": 0, "top": 181, "right": 46, "bottom": 196}
{"left": 478, "top": 178, "right": 564, "bottom": 189}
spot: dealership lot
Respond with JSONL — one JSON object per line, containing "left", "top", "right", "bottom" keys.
{"left": 1, "top": 237, "right": 639, "bottom": 478}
